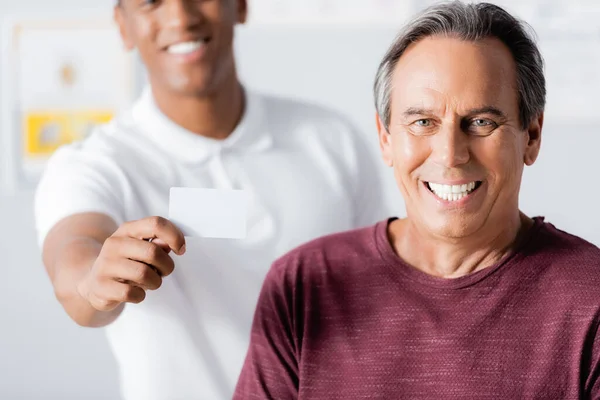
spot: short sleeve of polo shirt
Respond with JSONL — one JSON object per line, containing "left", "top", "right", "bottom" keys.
{"left": 34, "top": 140, "right": 127, "bottom": 247}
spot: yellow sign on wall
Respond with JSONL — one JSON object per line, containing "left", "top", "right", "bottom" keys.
{"left": 24, "top": 110, "right": 113, "bottom": 157}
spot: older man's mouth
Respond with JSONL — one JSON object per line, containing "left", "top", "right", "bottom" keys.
{"left": 425, "top": 181, "right": 483, "bottom": 202}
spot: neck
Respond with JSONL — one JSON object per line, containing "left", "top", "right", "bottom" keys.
{"left": 390, "top": 211, "right": 534, "bottom": 279}
{"left": 151, "top": 73, "right": 244, "bottom": 140}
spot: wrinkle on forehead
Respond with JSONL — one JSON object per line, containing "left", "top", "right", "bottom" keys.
{"left": 390, "top": 36, "right": 519, "bottom": 120}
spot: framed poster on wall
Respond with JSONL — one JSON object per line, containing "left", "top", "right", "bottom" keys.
{"left": 0, "top": 15, "right": 135, "bottom": 194}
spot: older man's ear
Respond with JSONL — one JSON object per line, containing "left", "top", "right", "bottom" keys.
{"left": 524, "top": 113, "right": 544, "bottom": 166}
{"left": 376, "top": 113, "right": 394, "bottom": 167}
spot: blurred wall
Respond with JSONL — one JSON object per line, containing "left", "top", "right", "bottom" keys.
{"left": 1, "top": 1, "right": 599, "bottom": 399}
{"left": 0, "top": 3, "right": 123, "bottom": 400}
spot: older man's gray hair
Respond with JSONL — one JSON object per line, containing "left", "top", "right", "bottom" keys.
{"left": 374, "top": 1, "right": 546, "bottom": 131}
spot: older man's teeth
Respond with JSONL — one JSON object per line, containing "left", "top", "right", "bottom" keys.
{"left": 167, "top": 41, "right": 204, "bottom": 55}
{"left": 427, "top": 181, "right": 478, "bottom": 202}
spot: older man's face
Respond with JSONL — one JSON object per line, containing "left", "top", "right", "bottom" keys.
{"left": 378, "top": 36, "right": 542, "bottom": 238}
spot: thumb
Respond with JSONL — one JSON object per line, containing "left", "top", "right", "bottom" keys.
{"left": 148, "top": 238, "right": 172, "bottom": 255}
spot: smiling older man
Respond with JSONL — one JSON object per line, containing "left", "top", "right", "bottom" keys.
{"left": 233, "top": 2, "right": 600, "bottom": 399}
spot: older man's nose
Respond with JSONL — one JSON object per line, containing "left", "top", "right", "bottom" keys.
{"left": 430, "top": 124, "right": 471, "bottom": 168}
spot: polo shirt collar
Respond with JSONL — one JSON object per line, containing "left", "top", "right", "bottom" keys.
{"left": 131, "top": 86, "right": 273, "bottom": 164}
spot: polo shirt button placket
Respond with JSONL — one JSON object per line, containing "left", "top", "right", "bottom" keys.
{"left": 211, "top": 147, "right": 235, "bottom": 190}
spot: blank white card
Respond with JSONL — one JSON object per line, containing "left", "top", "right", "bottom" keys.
{"left": 168, "top": 187, "right": 247, "bottom": 239}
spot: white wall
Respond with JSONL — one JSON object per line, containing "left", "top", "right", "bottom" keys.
{"left": 1, "top": 1, "right": 599, "bottom": 399}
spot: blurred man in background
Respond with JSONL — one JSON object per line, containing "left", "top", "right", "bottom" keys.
{"left": 34, "top": 0, "right": 387, "bottom": 398}
{"left": 235, "top": 2, "right": 600, "bottom": 398}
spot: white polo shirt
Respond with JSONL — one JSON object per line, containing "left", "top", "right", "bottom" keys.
{"left": 35, "top": 87, "right": 387, "bottom": 400}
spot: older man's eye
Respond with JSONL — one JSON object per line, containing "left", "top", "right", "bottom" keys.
{"left": 407, "top": 119, "right": 437, "bottom": 136}
{"left": 467, "top": 118, "right": 497, "bottom": 136}
{"left": 473, "top": 119, "right": 492, "bottom": 126}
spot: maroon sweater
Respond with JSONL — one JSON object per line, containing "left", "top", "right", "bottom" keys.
{"left": 234, "top": 217, "right": 600, "bottom": 399}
